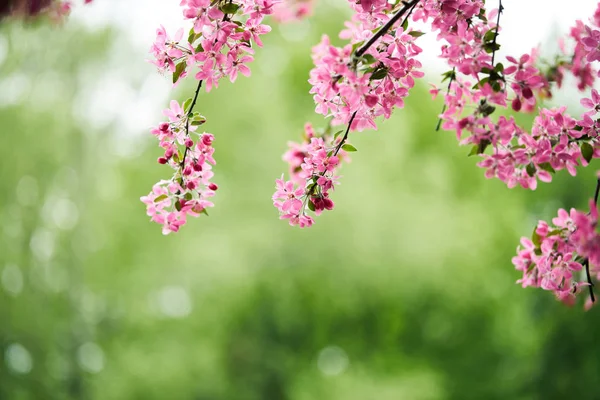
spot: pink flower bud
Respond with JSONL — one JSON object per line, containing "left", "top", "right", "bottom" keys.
{"left": 157, "top": 157, "right": 168, "bottom": 164}
{"left": 208, "top": 183, "right": 218, "bottom": 191}
{"left": 202, "top": 134, "right": 214, "bottom": 146}
{"left": 512, "top": 97, "right": 522, "bottom": 112}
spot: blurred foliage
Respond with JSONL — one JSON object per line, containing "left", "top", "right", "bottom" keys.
{"left": 1, "top": 3, "right": 600, "bottom": 400}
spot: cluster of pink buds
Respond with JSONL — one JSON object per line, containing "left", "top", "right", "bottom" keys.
{"left": 513, "top": 195, "right": 600, "bottom": 308}
{"left": 273, "top": 122, "right": 352, "bottom": 227}
{"left": 141, "top": 99, "right": 218, "bottom": 235}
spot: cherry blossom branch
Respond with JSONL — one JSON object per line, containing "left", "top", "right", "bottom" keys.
{"left": 490, "top": 0, "right": 504, "bottom": 66}
{"left": 586, "top": 177, "right": 600, "bottom": 304}
{"left": 333, "top": 111, "right": 357, "bottom": 157}
{"left": 354, "top": 0, "right": 420, "bottom": 58}
{"left": 180, "top": 79, "right": 203, "bottom": 170}
{"left": 435, "top": 67, "right": 455, "bottom": 131}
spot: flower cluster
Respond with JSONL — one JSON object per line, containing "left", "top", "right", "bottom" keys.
{"left": 141, "top": 100, "right": 218, "bottom": 235}
{"left": 513, "top": 199, "right": 600, "bottom": 307}
{"left": 150, "top": 0, "right": 277, "bottom": 91}
{"left": 423, "top": 1, "right": 600, "bottom": 191}
{"left": 144, "top": 0, "right": 277, "bottom": 233}
{"left": 309, "top": 0, "right": 424, "bottom": 131}
{"left": 273, "top": 123, "right": 352, "bottom": 227}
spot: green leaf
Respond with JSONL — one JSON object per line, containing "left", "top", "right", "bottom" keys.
{"left": 183, "top": 98, "right": 193, "bottom": 113}
{"left": 195, "top": 42, "right": 204, "bottom": 53}
{"left": 401, "top": 18, "right": 409, "bottom": 31}
{"left": 220, "top": 2, "right": 240, "bottom": 14}
{"left": 191, "top": 115, "right": 207, "bottom": 126}
{"left": 175, "top": 200, "right": 182, "bottom": 212}
{"left": 483, "top": 42, "right": 501, "bottom": 54}
{"left": 361, "top": 54, "right": 377, "bottom": 64}
{"left": 184, "top": 192, "right": 193, "bottom": 200}
{"left": 342, "top": 144, "right": 357, "bottom": 152}
{"left": 547, "top": 229, "right": 563, "bottom": 237}
{"left": 173, "top": 62, "right": 186, "bottom": 84}
{"left": 526, "top": 163, "right": 536, "bottom": 177}
{"left": 538, "top": 162, "right": 556, "bottom": 174}
{"left": 154, "top": 194, "right": 168, "bottom": 202}
{"left": 351, "top": 41, "right": 365, "bottom": 53}
{"left": 308, "top": 199, "right": 316, "bottom": 212}
{"left": 408, "top": 31, "right": 425, "bottom": 38}
{"left": 581, "top": 142, "right": 594, "bottom": 163}
{"left": 484, "top": 28, "right": 497, "bottom": 43}
{"left": 468, "top": 145, "right": 479, "bottom": 157}
{"left": 441, "top": 69, "right": 456, "bottom": 82}
{"left": 370, "top": 68, "right": 388, "bottom": 80}
{"left": 187, "top": 28, "right": 198, "bottom": 45}
{"left": 494, "top": 62, "right": 504, "bottom": 72}
{"left": 333, "top": 130, "right": 344, "bottom": 140}
{"left": 532, "top": 228, "right": 541, "bottom": 247}
{"left": 473, "top": 77, "right": 489, "bottom": 90}
{"left": 200, "top": 208, "right": 209, "bottom": 216}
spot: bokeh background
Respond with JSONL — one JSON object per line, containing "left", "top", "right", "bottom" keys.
{"left": 2, "top": 0, "right": 600, "bottom": 399}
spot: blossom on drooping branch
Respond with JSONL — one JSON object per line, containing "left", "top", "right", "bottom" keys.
{"left": 143, "top": 0, "right": 279, "bottom": 234}
{"left": 273, "top": 122, "right": 353, "bottom": 227}
{"left": 274, "top": 0, "right": 424, "bottom": 226}
{"left": 421, "top": 0, "right": 600, "bottom": 193}
{"left": 512, "top": 195, "right": 600, "bottom": 308}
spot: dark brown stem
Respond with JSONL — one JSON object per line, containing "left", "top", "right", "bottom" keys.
{"left": 585, "top": 177, "right": 600, "bottom": 303}
{"left": 435, "top": 68, "right": 455, "bottom": 131}
{"left": 491, "top": 0, "right": 504, "bottom": 66}
{"left": 333, "top": 112, "right": 358, "bottom": 157}
{"left": 355, "top": 0, "right": 420, "bottom": 58}
{"left": 180, "top": 79, "right": 203, "bottom": 170}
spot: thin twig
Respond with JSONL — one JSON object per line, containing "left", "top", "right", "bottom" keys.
{"left": 585, "top": 177, "right": 600, "bottom": 303}
{"left": 355, "top": 0, "right": 420, "bottom": 58}
{"left": 435, "top": 68, "right": 455, "bottom": 131}
{"left": 491, "top": 0, "right": 504, "bottom": 66}
{"left": 333, "top": 112, "right": 358, "bottom": 157}
{"left": 180, "top": 79, "right": 204, "bottom": 169}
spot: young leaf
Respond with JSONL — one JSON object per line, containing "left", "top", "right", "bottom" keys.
{"left": 526, "top": 163, "right": 536, "bottom": 177}
{"left": 154, "top": 194, "right": 168, "bottom": 203}
{"left": 342, "top": 144, "right": 358, "bottom": 152}
{"left": 220, "top": 2, "right": 240, "bottom": 14}
{"left": 581, "top": 142, "right": 594, "bottom": 163}
{"left": 370, "top": 68, "right": 388, "bottom": 80}
{"left": 408, "top": 31, "right": 425, "bottom": 38}
{"left": 173, "top": 62, "right": 186, "bottom": 84}
{"left": 183, "top": 98, "right": 193, "bottom": 113}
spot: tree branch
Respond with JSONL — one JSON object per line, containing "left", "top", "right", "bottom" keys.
{"left": 355, "top": 0, "right": 420, "bottom": 59}
{"left": 180, "top": 79, "right": 204, "bottom": 169}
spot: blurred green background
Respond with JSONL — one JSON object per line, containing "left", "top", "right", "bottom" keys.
{"left": 2, "top": 2, "right": 600, "bottom": 399}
